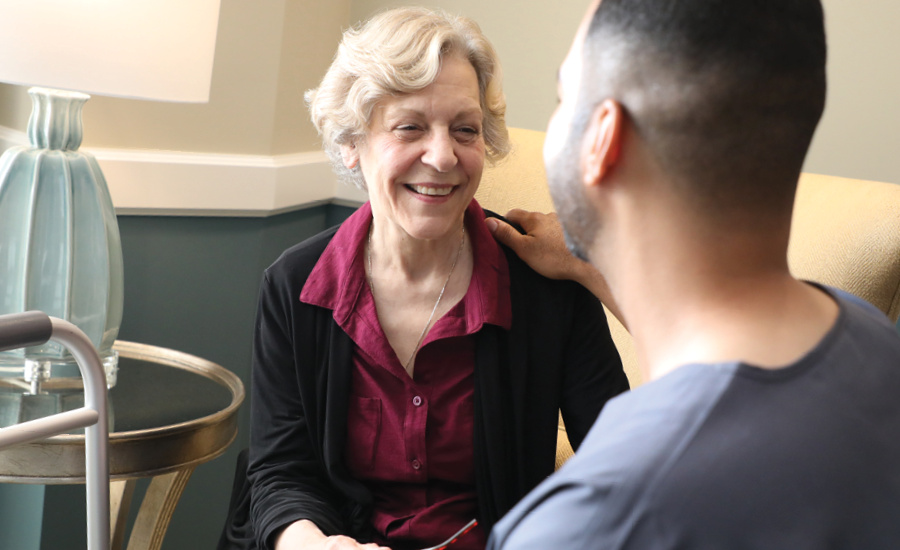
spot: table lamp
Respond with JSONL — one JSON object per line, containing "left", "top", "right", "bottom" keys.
{"left": 0, "top": 0, "right": 221, "bottom": 393}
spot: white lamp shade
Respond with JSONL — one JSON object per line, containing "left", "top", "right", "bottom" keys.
{"left": 0, "top": 0, "right": 221, "bottom": 103}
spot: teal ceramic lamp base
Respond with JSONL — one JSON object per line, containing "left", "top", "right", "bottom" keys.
{"left": 0, "top": 87, "right": 123, "bottom": 392}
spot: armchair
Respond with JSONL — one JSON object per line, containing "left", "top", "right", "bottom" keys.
{"left": 477, "top": 127, "right": 900, "bottom": 468}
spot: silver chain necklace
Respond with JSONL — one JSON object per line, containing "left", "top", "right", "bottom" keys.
{"left": 367, "top": 222, "right": 466, "bottom": 372}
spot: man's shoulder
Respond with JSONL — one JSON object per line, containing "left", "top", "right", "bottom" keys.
{"left": 829, "top": 287, "right": 900, "bottom": 349}
{"left": 489, "top": 364, "right": 738, "bottom": 549}
{"left": 799, "top": 286, "right": 900, "bottom": 386}
{"left": 490, "top": 288, "right": 900, "bottom": 550}
{"left": 830, "top": 287, "right": 887, "bottom": 318}
{"left": 573, "top": 363, "right": 736, "bottom": 471}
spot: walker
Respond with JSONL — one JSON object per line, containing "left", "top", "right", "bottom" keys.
{"left": 0, "top": 311, "right": 110, "bottom": 550}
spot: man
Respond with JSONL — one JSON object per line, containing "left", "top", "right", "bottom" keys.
{"left": 486, "top": 0, "right": 900, "bottom": 547}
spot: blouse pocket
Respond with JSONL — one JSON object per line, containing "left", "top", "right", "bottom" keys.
{"left": 345, "top": 396, "right": 382, "bottom": 474}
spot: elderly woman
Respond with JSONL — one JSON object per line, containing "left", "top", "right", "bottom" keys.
{"left": 248, "top": 7, "right": 627, "bottom": 550}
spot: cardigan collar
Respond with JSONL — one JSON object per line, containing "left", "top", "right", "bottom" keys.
{"left": 300, "top": 199, "right": 511, "bottom": 332}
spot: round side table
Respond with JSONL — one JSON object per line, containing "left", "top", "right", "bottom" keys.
{"left": 0, "top": 341, "right": 245, "bottom": 550}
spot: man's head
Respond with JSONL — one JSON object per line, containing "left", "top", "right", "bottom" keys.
{"left": 547, "top": 0, "right": 827, "bottom": 262}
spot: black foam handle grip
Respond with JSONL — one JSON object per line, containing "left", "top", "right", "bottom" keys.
{"left": 0, "top": 311, "right": 53, "bottom": 353}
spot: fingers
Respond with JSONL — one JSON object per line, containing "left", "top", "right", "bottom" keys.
{"left": 486, "top": 217, "right": 528, "bottom": 251}
{"left": 505, "top": 209, "right": 560, "bottom": 235}
{"left": 275, "top": 522, "right": 390, "bottom": 550}
{"left": 322, "top": 536, "right": 384, "bottom": 549}
{"left": 504, "top": 208, "right": 544, "bottom": 233}
{"left": 504, "top": 208, "right": 529, "bottom": 225}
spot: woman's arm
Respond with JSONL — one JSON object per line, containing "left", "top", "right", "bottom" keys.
{"left": 487, "top": 208, "right": 629, "bottom": 447}
{"left": 557, "top": 283, "right": 630, "bottom": 449}
{"left": 249, "top": 273, "right": 349, "bottom": 549}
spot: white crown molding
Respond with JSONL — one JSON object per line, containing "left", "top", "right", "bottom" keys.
{"left": 0, "top": 125, "right": 28, "bottom": 148}
{"left": 0, "top": 125, "right": 368, "bottom": 217}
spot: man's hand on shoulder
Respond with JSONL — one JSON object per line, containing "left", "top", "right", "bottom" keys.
{"left": 486, "top": 210, "right": 584, "bottom": 280}
{"left": 486, "top": 209, "right": 625, "bottom": 328}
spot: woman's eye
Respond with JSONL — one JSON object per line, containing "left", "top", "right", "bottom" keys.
{"left": 455, "top": 127, "right": 480, "bottom": 141}
{"left": 392, "top": 125, "right": 423, "bottom": 140}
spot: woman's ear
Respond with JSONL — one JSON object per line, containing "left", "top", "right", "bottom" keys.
{"left": 340, "top": 142, "right": 360, "bottom": 170}
{"left": 581, "top": 99, "right": 623, "bottom": 189}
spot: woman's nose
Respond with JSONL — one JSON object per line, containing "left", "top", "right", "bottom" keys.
{"left": 421, "top": 131, "right": 458, "bottom": 173}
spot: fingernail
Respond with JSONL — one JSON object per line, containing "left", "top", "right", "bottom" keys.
{"left": 486, "top": 218, "right": 498, "bottom": 232}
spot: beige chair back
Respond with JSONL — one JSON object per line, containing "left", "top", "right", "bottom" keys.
{"left": 479, "top": 127, "right": 900, "bottom": 390}
{"left": 790, "top": 173, "right": 900, "bottom": 322}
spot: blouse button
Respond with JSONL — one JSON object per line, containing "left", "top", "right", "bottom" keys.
{"left": 413, "top": 396, "right": 423, "bottom": 406}
{"left": 412, "top": 459, "right": 421, "bottom": 470}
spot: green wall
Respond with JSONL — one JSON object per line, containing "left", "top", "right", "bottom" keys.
{"left": 38, "top": 203, "right": 357, "bottom": 550}
{"left": 0, "top": 484, "right": 44, "bottom": 550}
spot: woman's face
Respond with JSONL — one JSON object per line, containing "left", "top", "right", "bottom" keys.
{"left": 344, "top": 54, "right": 485, "bottom": 242}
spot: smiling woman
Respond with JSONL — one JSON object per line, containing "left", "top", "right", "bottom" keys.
{"left": 245, "top": 7, "right": 628, "bottom": 550}
{"left": 349, "top": 54, "right": 485, "bottom": 244}
{"left": 305, "top": 7, "right": 509, "bottom": 191}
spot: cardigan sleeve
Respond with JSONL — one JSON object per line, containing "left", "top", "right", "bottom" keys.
{"left": 558, "top": 284, "right": 630, "bottom": 450}
{"left": 248, "top": 272, "right": 346, "bottom": 550}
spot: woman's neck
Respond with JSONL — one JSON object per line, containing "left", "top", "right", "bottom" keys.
{"left": 366, "top": 210, "right": 474, "bottom": 376}
{"left": 368, "top": 213, "right": 467, "bottom": 282}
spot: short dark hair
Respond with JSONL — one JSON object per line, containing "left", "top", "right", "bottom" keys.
{"left": 582, "top": 0, "right": 827, "bottom": 218}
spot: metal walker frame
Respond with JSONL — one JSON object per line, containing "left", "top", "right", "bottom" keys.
{"left": 0, "top": 311, "right": 110, "bottom": 550}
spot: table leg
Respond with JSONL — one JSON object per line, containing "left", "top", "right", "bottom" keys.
{"left": 126, "top": 467, "right": 195, "bottom": 550}
{"left": 110, "top": 479, "right": 136, "bottom": 550}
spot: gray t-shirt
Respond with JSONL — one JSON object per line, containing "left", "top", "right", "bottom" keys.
{"left": 489, "top": 288, "right": 900, "bottom": 549}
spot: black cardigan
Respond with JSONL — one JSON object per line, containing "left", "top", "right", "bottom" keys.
{"left": 248, "top": 216, "right": 628, "bottom": 550}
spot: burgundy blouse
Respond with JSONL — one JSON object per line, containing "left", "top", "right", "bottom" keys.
{"left": 300, "top": 200, "right": 512, "bottom": 550}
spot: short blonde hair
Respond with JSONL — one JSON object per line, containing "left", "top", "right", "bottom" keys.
{"left": 306, "top": 6, "right": 510, "bottom": 189}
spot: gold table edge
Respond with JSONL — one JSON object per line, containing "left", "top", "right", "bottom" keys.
{"left": 0, "top": 340, "right": 245, "bottom": 482}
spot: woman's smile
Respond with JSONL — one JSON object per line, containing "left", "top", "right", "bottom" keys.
{"left": 405, "top": 183, "right": 458, "bottom": 198}
{"left": 407, "top": 184, "right": 455, "bottom": 197}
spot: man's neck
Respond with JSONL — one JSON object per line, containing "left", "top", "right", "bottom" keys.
{"left": 600, "top": 212, "right": 839, "bottom": 383}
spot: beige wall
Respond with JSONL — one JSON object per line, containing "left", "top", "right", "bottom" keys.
{"left": 0, "top": 84, "right": 30, "bottom": 132}
{"left": 805, "top": 0, "right": 900, "bottom": 184}
{"left": 350, "top": 0, "right": 587, "bottom": 134}
{"left": 353, "top": 0, "right": 900, "bottom": 185}
{"left": 82, "top": 0, "right": 284, "bottom": 155}
{"left": 0, "top": 0, "right": 348, "bottom": 156}
{"left": 0, "top": 0, "right": 897, "bottom": 184}
{"left": 272, "top": 0, "right": 351, "bottom": 155}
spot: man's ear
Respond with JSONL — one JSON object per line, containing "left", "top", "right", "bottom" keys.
{"left": 581, "top": 99, "right": 623, "bottom": 189}
{"left": 340, "top": 142, "right": 360, "bottom": 170}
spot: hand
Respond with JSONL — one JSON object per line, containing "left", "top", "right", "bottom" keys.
{"left": 276, "top": 520, "right": 392, "bottom": 550}
{"left": 485, "top": 210, "right": 585, "bottom": 280}
{"left": 486, "top": 209, "right": 625, "bottom": 328}
{"left": 485, "top": 209, "right": 594, "bottom": 282}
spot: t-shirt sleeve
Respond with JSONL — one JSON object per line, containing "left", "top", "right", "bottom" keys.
{"left": 488, "top": 481, "right": 621, "bottom": 550}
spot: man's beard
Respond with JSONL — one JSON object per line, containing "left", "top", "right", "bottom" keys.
{"left": 546, "top": 124, "right": 602, "bottom": 264}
